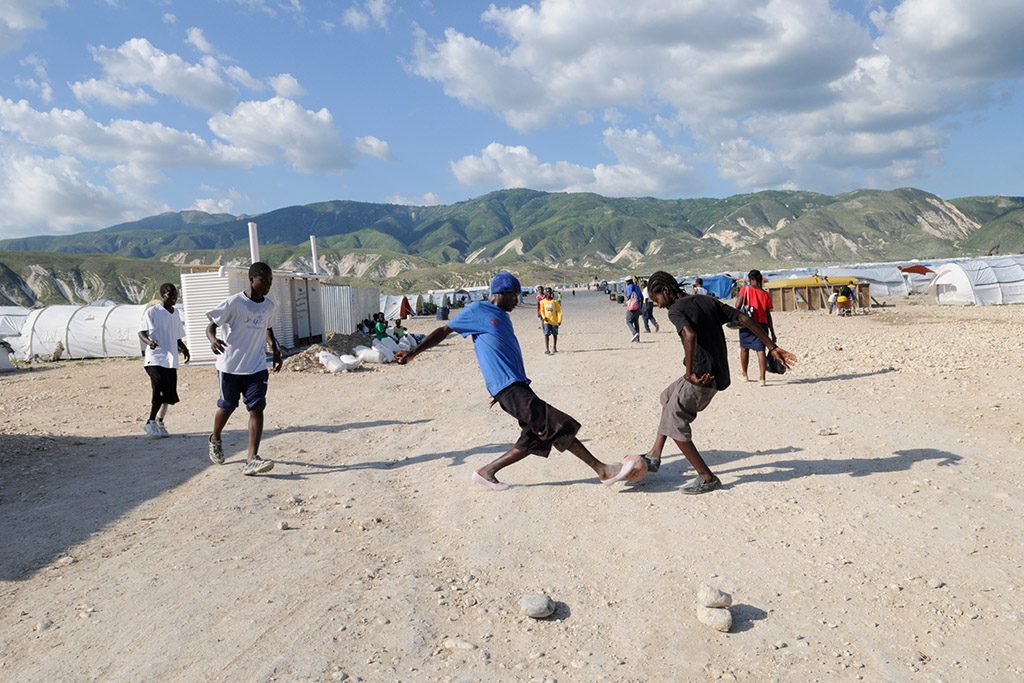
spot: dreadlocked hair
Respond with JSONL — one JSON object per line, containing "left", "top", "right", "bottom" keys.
{"left": 647, "top": 271, "right": 683, "bottom": 298}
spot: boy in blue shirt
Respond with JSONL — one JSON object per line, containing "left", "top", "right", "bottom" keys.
{"left": 395, "top": 272, "right": 634, "bottom": 490}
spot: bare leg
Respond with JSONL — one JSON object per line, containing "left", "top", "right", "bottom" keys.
{"left": 552, "top": 335, "right": 558, "bottom": 353}
{"left": 565, "top": 438, "right": 621, "bottom": 480}
{"left": 247, "top": 406, "right": 264, "bottom": 461}
{"left": 476, "top": 446, "right": 530, "bottom": 484}
{"left": 544, "top": 334, "right": 550, "bottom": 353}
{"left": 740, "top": 348, "right": 750, "bottom": 379}
{"left": 672, "top": 438, "right": 715, "bottom": 482}
{"left": 756, "top": 350, "right": 767, "bottom": 383}
{"left": 212, "top": 408, "right": 233, "bottom": 441}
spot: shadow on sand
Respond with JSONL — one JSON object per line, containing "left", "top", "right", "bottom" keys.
{"left": 0, "top": 418, "right": 443, "bottom": 581}
{"left": 620, "top": 446, "right": 961, "bottom": 493}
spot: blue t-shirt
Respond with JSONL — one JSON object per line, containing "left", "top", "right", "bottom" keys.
{"left": 448, "top": 301, "right": 530, "bottom": 397}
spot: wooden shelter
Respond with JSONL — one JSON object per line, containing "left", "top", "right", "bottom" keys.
{"left": 765, "top": 275, "right": 870, "bottom": 312}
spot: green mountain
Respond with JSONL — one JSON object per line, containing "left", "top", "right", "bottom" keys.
{"left": 1, "top": 187, "right": 1021, "bottom": 305}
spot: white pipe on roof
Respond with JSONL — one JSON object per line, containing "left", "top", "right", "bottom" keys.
{"left": 309, "top": 235, "right": 319, "bottom": 274}
{"left": 248, "top": 222, "right": 260, "bottom": 264}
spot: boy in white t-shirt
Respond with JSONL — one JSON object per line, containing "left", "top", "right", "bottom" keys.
{"left": 138, "top": 283, "right": 190, "bottom": 438}
{"left": 205, "top": 262, "right": 283, "bottom": 476}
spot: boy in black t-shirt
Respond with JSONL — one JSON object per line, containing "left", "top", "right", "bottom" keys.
{"left": 637, "top": 272, "right": 797, "bottom": 494}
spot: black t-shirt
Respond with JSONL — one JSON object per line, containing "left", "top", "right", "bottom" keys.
{"left": 667, "top": 295, "right": 741, "bottom": 391}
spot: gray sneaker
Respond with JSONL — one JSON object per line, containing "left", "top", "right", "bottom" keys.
{"left": 155, "top": 420, "right": 169, "bottom": 437}
{"left": 242, "top": 457, "right": 274, "bottom": 476}
{"left": 681, "top": 475, "right": 721, "bottom": 495}
{"left": 143, "top": 421, "right": 160, "bottom": 438}
{"left": 208, "top": 435, "right": 225, "bottom": 465}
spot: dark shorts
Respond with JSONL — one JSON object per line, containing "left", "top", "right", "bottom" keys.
{"left": 494, "top": 382, "right": 580, "bottom": 457}
{"left": 217, "top": 370, "right": 269, "bottom": 411}
{"left": 543, "top": 324, "right": 559, "bottom": 336}
{"left": 739, "top": 322, "right": 770, "bottom": 351}
{"left": 658, "top": 376, "right": 717, "bottom": 442}
{"left": 145, "top": 365, "right": 179, "bottom": 405}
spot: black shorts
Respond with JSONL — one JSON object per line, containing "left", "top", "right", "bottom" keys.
{"left": 494, "top": 382, "right": 580, "bottom": 457}
{"left": 145, "top": 365, "right": 180, "bottom": 405}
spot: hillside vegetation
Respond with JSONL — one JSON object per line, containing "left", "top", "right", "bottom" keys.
{"left": 1, "top": 188, "right": 1022, "bottom": 305}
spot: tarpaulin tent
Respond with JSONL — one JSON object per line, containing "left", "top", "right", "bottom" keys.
{"left": 699, "top": 274, "right": 736, "bottom": 299}
{"left": 820, "top": 265, "right": 909, "bottom": 297}
{"left": 380, "top": 294, "right": 413, "bottom": 320}
{"left": 0, "top": 306, "right": 29, "bottom": 338}
{"left": 928, "top": 255, "right": 1024, "bottom": 305}
{"left": 15, "top": 304, "right": 148, "bottom": 360}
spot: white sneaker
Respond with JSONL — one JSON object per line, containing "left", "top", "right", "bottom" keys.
{"left": 631, "top": 333, "right": 640, "bottom": 343}
{"left": 155, "top": 420, "right": 169, "bottom": 437}
{"left": 143, "top": 421, "right": 160, "bottom": 438}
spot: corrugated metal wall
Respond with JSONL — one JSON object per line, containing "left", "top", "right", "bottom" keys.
{"left": 321, "top": 284, "right": 380, "bottom": 334}
{"left": 272, "top": 276, "right": 295, "bottom": 349}
{"left": 180, "top": 272, "right": 232, "bottom": 363}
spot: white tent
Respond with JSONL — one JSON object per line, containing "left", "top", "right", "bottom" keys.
{"left": 379, "top": 294, "right": 412, "bottom": 320}
{"left": 15, "top": 304, "right": 148, "bottom": 360}
{"left": 0, "top": 306, "right": 29, "bottom": 338}
{"left": 928, "top": 255, "right": 1024, "bottom": 305}
{"left": 820, "top": 265, "right": 909, "bottom": 297}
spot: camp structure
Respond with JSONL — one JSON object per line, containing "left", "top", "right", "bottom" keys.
{"left": 321, "top": 284, "right": 379, "bottom": 334}
{"left": 927, "top": 255, "right": 1024, "bottom": 305}
{"left": 14, "top": 303, "right": 148, "bottom": 360}
{"left": 179, "top": 265, "right": 328, "bottom": 364}
{"left": 765, "top": 275, "right": 869, "bottom": 312}
{"left": 0, "top": 306, "right": 29, "bottom": 340}
{"left": 380, "top": 294, "right": 413, "bottom": 320}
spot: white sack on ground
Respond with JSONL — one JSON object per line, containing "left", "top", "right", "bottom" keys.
{"left": 353, "top": 345, "right": 384, "bottom": 364}
{"left": 317, "top": 350, "right": 363, "bottom": 373}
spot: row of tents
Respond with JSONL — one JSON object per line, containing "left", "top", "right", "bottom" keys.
{"left": 2, "top": 255, "right": 1023, "bottom": 367}
{"left": 604, "top": 254, "right": 1024, "bottom": 306}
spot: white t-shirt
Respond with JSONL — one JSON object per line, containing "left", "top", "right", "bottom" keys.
{"left": 140, "top": 305, "right": 186, "bottom": 369}
{"left": 694, "top": 286, "right": 708, "bottom": 296}
{"left": 207, "top": 292, "right": 276, "bottom": 375}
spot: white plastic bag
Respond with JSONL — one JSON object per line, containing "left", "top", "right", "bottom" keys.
{"left": 318, "top": 350, "right": 363, "bottom": 373}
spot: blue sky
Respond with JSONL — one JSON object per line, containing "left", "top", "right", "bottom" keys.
{"left": 0, "top": 0, "right": 1021, "bottom": 238}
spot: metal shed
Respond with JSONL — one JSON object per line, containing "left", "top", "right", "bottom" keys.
{"left": 179, "top": 266, "right": 327, "bottom": 363}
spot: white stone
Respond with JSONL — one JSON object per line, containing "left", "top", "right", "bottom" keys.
{"left": 696, "top": 606, "right": 732, "bottom": 632}
{"left": 698, "top": 584, "right": 733, "bottom": 608}
{"left": 442, "top": 638, "right": 477, "bottom": 650}
{"left": 519, "top": 593, "right": 555, "bottom": 619}
{"left": 278, "top": 520, "right": 290, "bottom": 531}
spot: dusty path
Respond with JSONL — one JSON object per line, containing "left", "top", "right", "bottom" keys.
{"left": 1, "top": 292, "right": 1022, "bottom": 681}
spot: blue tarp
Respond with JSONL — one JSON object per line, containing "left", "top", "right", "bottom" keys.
{"left": 701, "top": 274, "right": 735, "bottom": 299}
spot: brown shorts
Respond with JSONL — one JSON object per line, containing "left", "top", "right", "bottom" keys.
{"left": 495, "top": 382, "right": 581, "bottom": 457}
{"left": 658, "top": 376, "right": 717, "bottom": 442}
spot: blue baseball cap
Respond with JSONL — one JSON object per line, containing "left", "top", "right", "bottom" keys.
{"left": 490, "top": 272, "right": 522, "bottom": 294}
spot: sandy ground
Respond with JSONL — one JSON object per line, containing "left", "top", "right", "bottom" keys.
{"left": 1, "top": 291, "right": 1023, "bottom": 682}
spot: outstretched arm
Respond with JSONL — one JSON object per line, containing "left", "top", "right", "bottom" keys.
{"left": 394, "top": 324, "right": 453, "bottom": 364}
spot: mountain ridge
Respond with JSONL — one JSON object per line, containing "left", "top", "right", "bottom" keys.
{"left": 2, "top": 187, "right": 1023, "bottom": 305}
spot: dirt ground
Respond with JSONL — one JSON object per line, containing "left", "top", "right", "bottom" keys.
{"left": 1, "top": 291, "right": 1023, "bottom": 682}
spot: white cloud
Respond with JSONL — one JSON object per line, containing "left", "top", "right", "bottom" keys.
{"left": 0, "top": 0, "right": 64, "bottom": 54}
{"left": 269, "top": 73, "right": 306, "bottom": 98}
{"left": 343, "top": 0, "right": 392, "bottom": 31}
{"left": 15, "top": 77, "right": 53, "bottom": 103}
{"left": 451, "top": 128, "right": 698, "bottom": 197}
{"left": 342, "top": 7, "right": 369, "bottom": 30}
{"left": 387, "top": 192, "right": 442, "bottom": 206}
{"left": 415, "top": 0, "right": 1024, "bottom": 193}
{"left": 208, "top": 97, "right": 354, "bottom": 172}
{"left": 0, "top": 151, "right": 164, "bottom": 236}
{"left": 90, "top": 38, "right": 238, "bottom": 112}
{"left": 186, "top": 27, "right": 216, "bottom": 55}
{"left": 191, "top": 197, "right": 236, "bottom": 214}
{"left": 225, "top": 65, "right": 264, "bottom": 91}
{"left": 20, "top": 54, "right": 48, "bottom": 80}
{"left": 162, "top": 13, "right": 176, "bottom": 24}
{"left": 355, "top": 135, "right": 393, "bottom": 160}
{"left": 70, "top": 78, "right": 156, "bottom": 107}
